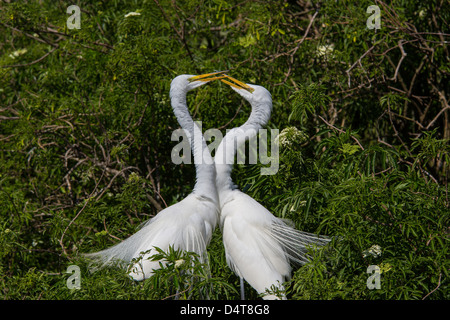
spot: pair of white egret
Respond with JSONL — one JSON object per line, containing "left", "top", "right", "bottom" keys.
{"left": 86, "top": 72, "right": 329, "bottom": 300}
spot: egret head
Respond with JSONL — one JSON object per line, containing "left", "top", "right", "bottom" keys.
{"left": 220, "top": 74, "right": 272, "bottom": 122}
{"left": 170, "top": 71, "right": 228, "bottom": 94}
{"left": 220, "top": 75, "right": 271, "bottom": 107}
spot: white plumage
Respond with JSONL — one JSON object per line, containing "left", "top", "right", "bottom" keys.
{"left": 85, "top": 73, "right": 329, "bottom": 300}
{"left": 215, "top": 78, "right": 330, "bottom": 299}
{"left": 85, "top": 74, "right": 220, "bottom": 280}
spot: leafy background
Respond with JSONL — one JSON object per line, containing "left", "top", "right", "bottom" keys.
{"left": 0, "top": 0, "right": 448, "bottom": 299}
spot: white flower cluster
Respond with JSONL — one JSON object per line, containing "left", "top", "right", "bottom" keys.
{"left": 154, "top": 92, "right": 168, "bottom": 106}
{"left": 275, "top": 127, "right": 308, "bottom": 148}
{"left": 316, "top": 44, "right": 334, "bottom": 58}
{"left": 9, "top": 48, "right": 27, "bottom": 59}
{"left": 363, "top": 244, "right": 382, "bottom": 258}
{"left": 174, "top": 259, "right": 185, "bottom": 268}
{"left": 124, "top": 12, "right": 141, "bottom": 18}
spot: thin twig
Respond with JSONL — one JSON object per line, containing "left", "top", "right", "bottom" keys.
{"left": 59, "top": 170, "right": 105, "bottom": 257}
{"left": 162, "top": 283, "right": 193, "bottom": 300}
{"left": 317, "top": 115, "right": 364, "bottom": 150}
{"left": 95, "top": 166, "right": 137, "bottom": 201}
{"left": 422, "top": 273, "right": 442, "bottom": 300}
{"left": 217, "top": 100, "right": 244, "bottom": 130}
{"left": 153, "top": 0, "right": 197, "bottom": 70}
{"left": 388, "top": 40, "right": 407, "bottom": 82}
{"left": 274, "top": 10, "right": 319, "bottom": 86}
{"left": 1, "top": 46, "right": 58, "bottom": 68}
{"left": 346, "top": 45, "right": 375, "bottom": 87}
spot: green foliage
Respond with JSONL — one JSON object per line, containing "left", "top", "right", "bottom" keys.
{"left": 288, "top": 83, "right": 330, "bottom": 125}
{"left": 136, "top": 246, "right": 238, "bottom": 300}
{"left": 1, "top": 0, "right": 448, "bottom": 300}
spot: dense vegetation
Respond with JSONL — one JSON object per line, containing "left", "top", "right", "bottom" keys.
{"left": 0, "top": 0, "right": 448, "bottom": 300}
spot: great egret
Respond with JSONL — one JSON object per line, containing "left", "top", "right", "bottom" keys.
{"left": 215, "top": 75, "right": 330, "bottom": 300}
{"left": 86, "top": 72, "right": 225, "bottom": 280}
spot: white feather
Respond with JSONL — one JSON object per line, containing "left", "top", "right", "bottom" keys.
{"left": 85, "top": 75, "right": 219, "bottom": 280}
{"left": 216, "top": 82, "right": 330, "bottom": 300}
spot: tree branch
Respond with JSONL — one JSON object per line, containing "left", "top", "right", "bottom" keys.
{"left": 1, "top": 46, "right": 58, "bottom": 68}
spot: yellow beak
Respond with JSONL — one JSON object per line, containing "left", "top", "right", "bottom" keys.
{"left": 188, "top": 72, "right": 254, "bottom": 93}
{"left": 188, "top": 70, "right": 229, "bottom": 83}
{"left": 219, "top": 74, "right": 255, "bottom": 93}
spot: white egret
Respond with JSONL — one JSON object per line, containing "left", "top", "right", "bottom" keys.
{"left": 85, "top": 72, "right": 225, "bottom": 280}
{"left": 215, "top": 74, "right": 330, "bottom": 300}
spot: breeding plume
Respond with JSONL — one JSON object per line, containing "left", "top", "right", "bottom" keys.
{"left": 86, "top": 72, "right": 225, "bottom": 280}
{"left": 216, "top": 75, "right": 330, "bottom": 299}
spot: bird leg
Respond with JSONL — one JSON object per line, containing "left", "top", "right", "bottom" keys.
{"left": 240, "top": 277, "right": 245, "bottom": 300}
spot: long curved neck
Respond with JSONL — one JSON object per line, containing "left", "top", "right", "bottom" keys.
{"left": 170, "top": 88, "right": 217, "bottom": 201}
{"left": 215, "top": 100, "right": 271, "bottom": 195}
